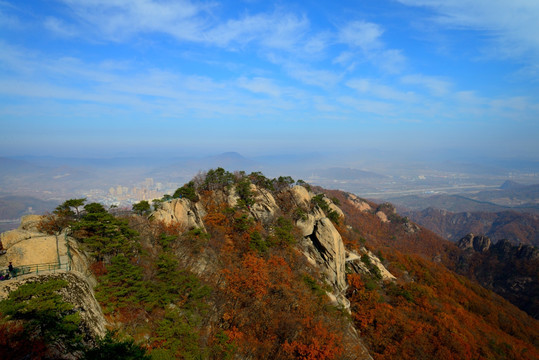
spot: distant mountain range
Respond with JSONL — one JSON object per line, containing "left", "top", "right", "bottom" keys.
{"left": 407, "top": 208, "right": 539, "bottom": 247}
{"left": 388, "top": 181, "right": 539, "bottom": 213}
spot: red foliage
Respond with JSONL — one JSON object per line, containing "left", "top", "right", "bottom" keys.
{"left": 282, "top": 318, "right": 344, "bottom": 360}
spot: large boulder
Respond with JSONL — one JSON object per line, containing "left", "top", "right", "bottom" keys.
{"left": 226, "top": 184, "right": 280, "bottom": 224}
{"left": 249, "top": 185, "right": 280, "bottom": 224}
{"left": 301, "top": 218, "right": 347, "bottom": 292}
{"left": 290, "top": 185, "right": 312, "bottom": 208}
{"left": 151, "top": 198, "right": 206, "bottom": 231}
{"left": 296, "top": 207, "right": 325, "bottom": 237}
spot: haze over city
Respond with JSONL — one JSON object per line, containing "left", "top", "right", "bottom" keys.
{"left": 1, "top": 0, "right": 538, "bottom": 162}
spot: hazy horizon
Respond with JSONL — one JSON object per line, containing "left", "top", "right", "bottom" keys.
{"left": 1, "top": 1, "right": 539, "bottom": 161}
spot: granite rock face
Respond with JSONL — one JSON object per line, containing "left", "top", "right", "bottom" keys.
{"left": 151, "top": 198, "right": 207, "bottom": 230}
{"left": 0, "top": 217, "right": 107, "bottom": 341}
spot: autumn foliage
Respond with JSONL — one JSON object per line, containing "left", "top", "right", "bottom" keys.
{"left": 5, "top": 170, "right": 539, "bottom": 360}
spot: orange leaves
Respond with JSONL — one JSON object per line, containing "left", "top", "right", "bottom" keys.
{"left": 282, "top": 319, "right": 344, "bottom": 360}
{"left": 222, "top": 252, "right": 269, "bottom": 301}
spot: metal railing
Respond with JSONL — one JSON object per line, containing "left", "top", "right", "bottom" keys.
{"left": 0, "top": 231, "right": 73, "bottom": 281}
{"left": 0, "top": 261, "right": 70, "bottom": 280}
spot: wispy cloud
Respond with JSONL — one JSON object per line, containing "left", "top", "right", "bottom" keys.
{"left": 284, "top": 63, "right": 341, "bottom": 88}
{"left": 204, "top": 11, "right": 310, "bottom": 51}
{"left": 346, "top": 78, "right": 417, "bottom": 102}
{"left": 237, "top": 77, "right": 282, "bottom": 97}
{"left": 44, "top": 17, "right": 78, "bottom": 37}
{"left": 401, "top": 74, "right": 452, "bottom": 96}
{"left": 397, "top": 0, "right": 539, "bottom": 61}
{"left": 60, "top": 0, "right": 211, "bottom": 42}
{"left": 0, "top": 1, "right": 20, "bottom": 29}
{"left": 338, "top": 21, "right": 384, "bottom": 51}
{"left": 336, "top": 20, "right": 406, "bottom": 73}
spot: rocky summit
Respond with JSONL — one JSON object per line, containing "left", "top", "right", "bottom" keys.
{"left": 0, "top": 169, "right": 538, "bottom": 360}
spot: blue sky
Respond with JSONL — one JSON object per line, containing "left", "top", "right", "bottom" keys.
{"left": 1, "top": 0, "right": 538, "bottom": 160}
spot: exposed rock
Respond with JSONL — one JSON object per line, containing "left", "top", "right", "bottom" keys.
{"left": 296, "top": 207, "right": 325, "bottom": 237}
{"left": 376, "top": 211, "right": 389, "bottom": 223}
{"left": 326, "top": 198, "right": 345, "bottom": 219}
{"left": 1, "top": 227, "right": 37, "bottom": 249}
{"left": 67, "top": 237, "right": 97, "bottom": 287}
{"left": 0, "top": 272, "right": 107, "bottom": 341}
{"left": 289, "top": 185, "right": 313, "bottom": 208}
{"left": 19, "top": 214, "right": 44, "bottom": 232}
{"left": 458, "top": 233, "right": 491, "bottom": 252}
{"left": 490, "top": 239, "right": 539, "bottom": 261}
{"left": 0, "top": 218, "right": 72, "bottom": 271}
{"left": 403, "top": 220, "right": 420, "bottom": 234}
{"left": 346, "top": 193, "right": 372, "bottom": 212}
{"left": 248, "top": 185, "right": 280, "bottom": 224}
{"left": 305, "top": 218, "right": 347, "bottom": 292}
{"left": 517, "top": 244, "right": 539, "bottom": 261}
{"left": 151, "top": 198, "right": 206, "bottom": 231}
{"left": 377, "top": 203, "right": 396, "bottom": 215}
{"left": 346, "top": 250, "right": 396, "bottom": 281}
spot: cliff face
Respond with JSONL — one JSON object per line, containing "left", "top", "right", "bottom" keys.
{"left": 151, "top": 198, "right": 207, "bottom": 230}
{"left": 0, "top": 216, "right": 107, "bottom": 344}
{"left": 0, "top": 272, "right": 106, "bottom": 340}
{"left": 457, "top": 233, "right": 539, "bottom": 319}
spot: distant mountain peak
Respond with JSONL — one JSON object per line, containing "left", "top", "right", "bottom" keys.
{"left": 219, "top": 152, "right": 245, "bottom": 159}
{"left": 500, "top": 180, "right": 522, "bottom": 190}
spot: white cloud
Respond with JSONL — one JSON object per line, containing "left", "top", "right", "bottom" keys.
{"left": 377, "top": 49, "right": 406, "bottom": 74}
{"left": 338, "top": 21, "right": 383, "bottom": 51}
{"left": 204, "top": 11, "right": 309, "bottom": 51}
{"left": 336, "top": 20, "right": 406, "bottom": 73}
{"left": 338, "top": 96, "right": 396, "bottom": 117}
{"left": 285, "top": 63, "right": 341, "bottom": 88}
{"left": 0, "top": 2, "right": 21, "bottom": 29}
{"left": 44, "top": 17, "right": 78, "bottom": 37}
{"left": 346, "top": 78, "right": 417, "bottom": 102}
{"left": 237, "top": 77, "right": 282, "bottom": 97}
{"left": 397, "top": 0, "right": 539, "bottom": 61}
{"left": 401, "top": 74, "right": 452, "bottom": 96}
{"left": 61, "top": 0, "right": 211, "bottom": 42}
{"left": 59, "top": 0, "right": 319, "bottom": 55}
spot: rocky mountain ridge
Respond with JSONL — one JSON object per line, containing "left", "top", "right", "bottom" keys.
{"left": 1, "top": 169, "right": 538, "bottom": 359}
{"left": 407, "top": 207, "right": 539, "bottom": 246}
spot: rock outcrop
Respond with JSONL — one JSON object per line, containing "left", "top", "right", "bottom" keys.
{"left": 0, "top": 215, "right": 69, "bottom": 269}
{"left": 491, "top": 239, "right": 539, "bottom": 261}
{"left": 346, "top": 250, "right": 396, "bottom": 281}
{"left": 346, "top": 193, "right": 372, "bottom": 212}
{"left": 248, "top": 185, "right": 280, "bottom": 224}
{"left": 0, "top": 215, "right": 107, "bottom": 339}
{"left": 376, "top": 211, "right": 389, "bottom": 223}
{"left": 290, "top": 185, "right": 312, "bottom": 209}
{"left": 293, "top": 188, "right": 348, "bottom": 305}
{"left": 458, "top": 233, "right": 491, "bottom": 252}
{"left": 309, "top": 218, "right": 347, "bottom": 291}
{"left": 226, "top": 184, "right": 280, "bottom": 223}
{"left": 0, "top": 272, "right": 107, "bottom": 341}
{"left": 151, "top": 198, "right": 206, "bottom": 230}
